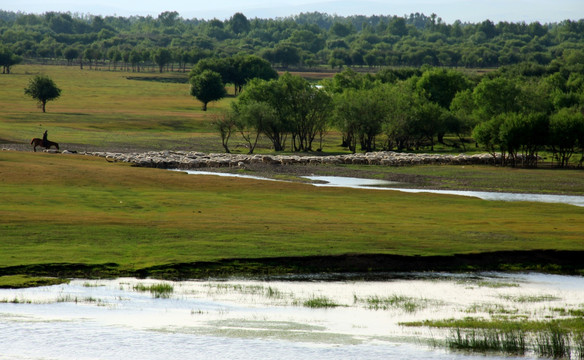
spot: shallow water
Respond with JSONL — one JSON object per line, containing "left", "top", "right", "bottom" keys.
{"left": 305, "top": 175, "right": 584, "bottom": 207}
{"left": 1, "top": 273, "right": 582, "bottom": 359}
{"left": 179, "top": 170, "right": 584, "bottom": 207}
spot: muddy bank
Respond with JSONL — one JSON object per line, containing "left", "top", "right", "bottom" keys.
{"left": 1, "top": 250, "right": 582, "bottom": 282}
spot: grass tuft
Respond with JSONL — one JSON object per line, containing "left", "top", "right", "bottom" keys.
{"left": 303, "top": 296, "right": 341, "bottom": 308}
{"left": 448, "top": 328, "right": 527, "bottom": 355}
{"left": 361, "top": 295, "right": 428, "bottom": 313}
{"left": 134, "top": 283, "right": 174, "bottom": 298}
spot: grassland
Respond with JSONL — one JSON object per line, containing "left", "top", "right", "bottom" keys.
{"left": 0, "top": 65, "right": 229, "bottom": 152}
{"left": 0, "top": 64, "right": 340, "bottom": 153}
{"left": 0, "top": 151, "right": 582, "bottom": 280}
{"left": 1, "top": 65, "right": 583, "bottom": 286}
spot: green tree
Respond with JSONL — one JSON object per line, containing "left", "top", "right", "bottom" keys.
{"left": 190, "top": 57, "right": 231, "bottom": 87}
{"left": 84, "top": 47, "right": 100, "bottom": 70}
{"left": 0, "top": 47, "right": 22, "bottom": 74}
{"left": 549, "top": 108, "right": 584, "bottom": 167}
{"left": 323, "top": 68, "right": 376, "bottom": 95}
{"left": 24, "top": 74, "right": 62, "bottom": 112}
{"left": 450, "top": 89, "right": 479, "bottom": 151}
{"left": 232, "top": 101, "right": 276, "bottom": 154}
{"left": 153, "top": 48, "right": 172, "bottom": 73}
{"left": 416, "top": 68, "right": 471, "bottom": 144}
{"left": 211, "top": 111, "right": 237, "bottom": 153}
{"left": 473, "top": 77, "right": 521, "bottom": 121}
{"left": 472, "top": 115, "right": 506, "bottom": 164}
{"left": 280, "top": 74, "right": 333, "bottom": 151}
{"left": 412, "top": 101, "right": 446, "bottom": 151}
{"left": 228, "top": 12, "right": 250, "bottom": 35}
{"left": 334, "top": 85, "right": 389, "bottom": 152}
{"left": 63, "top": 47, "right": 79, "bottom": 66}
{"left": 236, "top": 77, "right": 290, "bottom": 151}
{"left": 232, "top": 55, "right": 278, "bottom": 95}
{"left": 189, "top": 70, "right": 226, "bottom": 111}
{"left": 262, "top": 44, "right": 301, "bottom": 68}
{"left": 416, "top": 68, "right": 471, "bottom": 109}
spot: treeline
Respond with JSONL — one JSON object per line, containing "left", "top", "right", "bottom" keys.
{"left": 0, "top": 10, "right": 583, "bottom": 70}
{"left": 218, "top": 58, "right": 584, "bottom": 168}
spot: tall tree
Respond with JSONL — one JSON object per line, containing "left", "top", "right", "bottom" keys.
{"left": 333, "top": 86, "right": 388, "bottom": 152}
{"left": 236, "top": 77, "right": 290, "bottom": 151}
{"left": 0, "top": 47, "right": 21, "bottom": 74}
{"left": 228, "top": 12, "right": 250, "bottom": 35}
{"left": 63, "top": 47, "right": 79, "bottom": 66}
{"left": 24, "top": 75, "right": 62, "bottom": 112}
{"left": 472, "top": 77, "right": 521, "bottom": 121}
{"left": 211, "top": 111, "right": 237, "bottom": 153}
{"left": 153, "top": 48, "right": 172, "bottom": 73}
{"left": 549, "top": 108, "right": 584, "bottom": 167}
{"left": 189, "top": 70, "right": 226, "bottom": 111}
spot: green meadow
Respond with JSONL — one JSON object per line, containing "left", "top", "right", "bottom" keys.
{"left": 0, "top": 65, "right": 229, "bottom": 152}
{"left": 1, "top": 151, "right": 582, "bottom": 273}
{"left": 1, "top": 65, "right": 583, "bottom": 285}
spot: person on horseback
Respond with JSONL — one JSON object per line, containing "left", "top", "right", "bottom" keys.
{"left": 42, "top": 130, "right": 48, "bottom": 148}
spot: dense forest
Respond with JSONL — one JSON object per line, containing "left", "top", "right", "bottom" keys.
{"left": 1, "top": 10, "right": 584, "bottom": 70}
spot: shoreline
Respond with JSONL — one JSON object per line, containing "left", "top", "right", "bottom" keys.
{"left": 1, "top": 250, "right": 583, "bottom": 286}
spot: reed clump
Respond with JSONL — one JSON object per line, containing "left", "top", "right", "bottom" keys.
{"left": 303, "top": 296, "right": 340, "bottom": 308}
{"left": 448, "top": 326, "right": 584, "bottom": 359}
{"left": 448, "top": 328, "right": 527, "bottom": 355}
{"left": 134, "top": 283, "right": 174, "bottom": 298}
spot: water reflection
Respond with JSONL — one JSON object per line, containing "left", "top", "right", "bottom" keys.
{"left": 1, "top": 273, "right": 582, "bottom": 359}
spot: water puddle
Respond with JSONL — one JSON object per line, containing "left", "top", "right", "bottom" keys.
{"left": 178, "top": 170, "right": 584, "bottom": 207}
{"left": 1, "top": 273, "right": 582, "bottom": 359}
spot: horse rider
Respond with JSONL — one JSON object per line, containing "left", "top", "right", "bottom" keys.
{"left": 42, "top": 130, "right": 48, "bottom": 148}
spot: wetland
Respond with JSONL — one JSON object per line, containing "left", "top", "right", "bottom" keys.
{"left": 1, "top": 273, "right": 583, "bottom": 359}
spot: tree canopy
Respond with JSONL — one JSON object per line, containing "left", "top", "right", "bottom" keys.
{"left": 23, "top": 74, "right": 62, "bottom": 112}
{"left": 1, "top": 10, "right": 583, "bottom": 70}
{"left": 189, "top": 70, "right": 226, "bottom": 111}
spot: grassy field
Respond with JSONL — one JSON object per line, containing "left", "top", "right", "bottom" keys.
{"left": 0, "top": 64, "right": 342, "bottom": 153}
{"left": 0, "top": 65, "right": 232, "bottom": 152}
{"left": 0, "top": 151, "right": 582, "bottom": 278}
{"left": 1, "top": 65, "right": 583, "bottom": 286}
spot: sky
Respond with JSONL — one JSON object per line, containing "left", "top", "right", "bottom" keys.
{"left": 2, "top": 0, "right": 583, "bottom": 23}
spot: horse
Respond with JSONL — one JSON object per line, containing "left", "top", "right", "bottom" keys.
{"left": 31, "top": 138, "right": 59, "bottom": 152}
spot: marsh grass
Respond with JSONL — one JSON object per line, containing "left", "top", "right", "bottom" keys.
{"left": 500, "top": 294, "right": 560, "bottom": 303}
{"left": 303, "top": 296, "right": 341, "bottom": 308}
{"left": 458, "top": 279, "right": 520, "bottom": 288}
{"left": 134, "top": 283, "right": 174, "bottom": 298}
{"left": 574, "top": 332, "right": 584, "bottom": 360}
{"left": 410, "top": 316, "right": 584, "bottom": 358}
{"left": 82, "top": 282, "right": 105, "bottom": 288}
{"left": 205, "top": 283, "right": 286, "bottom": 299}
{"left": 465, "top": 303, "right": 519, "bottom": 315}
{"left": 357, "top": 295, "right": 430, "bottom": 313}
{"left": 535, "top": 325, "right": 570, "bottom": 358}
{"left": 448, "top": 327, "right": 584, "bottom": 358}
{"left": 448, "top": 328, "right": 527, "bottom": 355}
{"left": 0, "top": 297, "right": 32, "bottom": 304}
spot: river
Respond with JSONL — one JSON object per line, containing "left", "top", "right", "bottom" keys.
{"left": 1, "top": 273, "right": 583, "bottom": 359}
{"left": 179, "top": 170, "right": 584, "bottom": 207}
